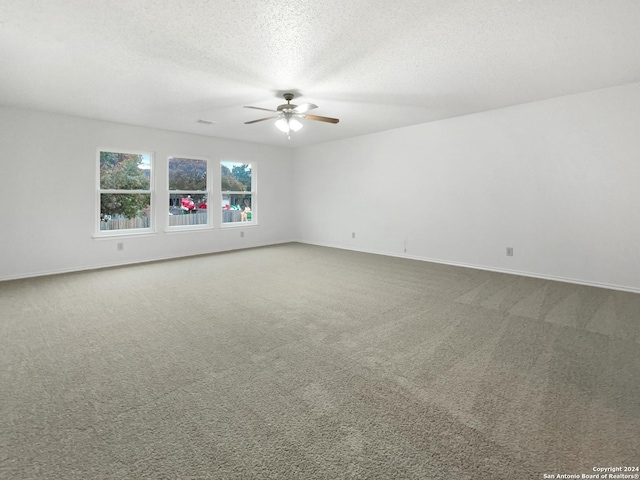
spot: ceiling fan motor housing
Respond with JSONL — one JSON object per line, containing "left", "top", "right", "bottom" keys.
{"left": 277, "top": 93, "right": 297, "bottom": 112}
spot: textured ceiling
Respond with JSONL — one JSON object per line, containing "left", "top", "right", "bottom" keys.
{"left": 1, "top": 0, "right": 640, "bottom": 148}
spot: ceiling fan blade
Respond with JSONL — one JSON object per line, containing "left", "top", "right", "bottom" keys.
{"left": 292, "top": 103, "right": 317, "bottom": 114}
{"left": 245, "top": 116, "right": 279, "bottom": 124}
{"left": 303, "top": 114, "right": 339, "bottom": 124}
{"left": 243, "top": 106, "right": 278, "bottom": 113}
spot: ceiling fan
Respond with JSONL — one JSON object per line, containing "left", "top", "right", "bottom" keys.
{"left": 244, "top": 93, "right": 339, "bottom": 138}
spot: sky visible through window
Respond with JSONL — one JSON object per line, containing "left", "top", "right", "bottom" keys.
{"left": 221, "top": 161, "right": 238, "bottom": 170}
{"left": 138, "top": 155, "right": 151, "bottom": 170}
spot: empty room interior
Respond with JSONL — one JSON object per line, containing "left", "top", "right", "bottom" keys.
{"left": 1, "top": 1, "right": 639, "bottom": 479}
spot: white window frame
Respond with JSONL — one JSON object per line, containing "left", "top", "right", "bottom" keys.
{"left": 167, "top": 155, "right": 213, "bottom": 232}
{"left": 220, "top": 160, "right": 256, "bottom": 227}
{"left": 96, "top": 148, "right": 155, "bottom": 237}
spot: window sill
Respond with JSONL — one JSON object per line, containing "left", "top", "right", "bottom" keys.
{"left": 220, "top": 222, "right": 258, "bottom": 229}
{"left": 165, "top": 226, "right": 215, "bottom": 234}
{"left": 93, "top": 230, "right": 158, "bottom": 240}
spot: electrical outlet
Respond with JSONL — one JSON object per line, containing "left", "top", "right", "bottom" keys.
{"left": 240, "top": 231, "right": 244, "bottom": 238}
{"left": 506, "top": 247, "right": 513, "bottom": 256}
{"left": 117, "top": 242, "right": 124, "bottom": 251}
{"left": 352, "top": 232, "right": 356, "bottom": 239}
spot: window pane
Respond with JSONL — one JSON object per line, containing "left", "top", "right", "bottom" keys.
{"left": 100, "top": 152, "right": 151, "bottom": 190}
{"left": 169, "top": 158, "right": 207, "bottom": 191}
{"left": 100, "top": 193, "right": 151, "bottom": 230}
{"left": 221, "top": 162, "right": 253, "bottom": 224}
{"left": 221, "top": 162, "right": 251, "bottom": 192}
{"left": 222, "top": 193, "right": 252, "bottom": 223}
{"left": 168, "top": 193, "right": 208, "bottom": 226}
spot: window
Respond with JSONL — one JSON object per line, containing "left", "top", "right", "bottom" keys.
{"left": 98, "top": 150, "right": 152, "bottom": 233}
{"left": 221, "top": 162, "right": 254, "bottom": 224}
{"left": 168, "top": 156, "right": 210, "bottom": 228}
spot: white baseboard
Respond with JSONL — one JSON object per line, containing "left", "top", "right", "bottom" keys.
{"left": 295, "top": 241, "right": 640, "bottom": 295}
{"left": 0, "top": 240, "right": 296, "bottom": 282}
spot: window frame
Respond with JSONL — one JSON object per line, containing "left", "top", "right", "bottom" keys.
{"left": 166, "top": 155, "right": 213, "bottom": 232}
{"left": 95, "top": 148, "right": 155, "bottom": 237}
{"left": 220, "top": 160, "right": 256, "bottom": 228}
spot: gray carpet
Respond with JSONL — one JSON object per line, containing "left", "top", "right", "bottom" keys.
{"left": 1, "top": 243, "right": 639, "bottom": 479}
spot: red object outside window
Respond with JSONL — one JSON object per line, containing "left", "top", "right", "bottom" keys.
{"left": 181, "top": 197, "right": 195, "bottom": 211}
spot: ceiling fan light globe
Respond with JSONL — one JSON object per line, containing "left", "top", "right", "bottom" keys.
{"left": 275, "top": 118, "right": 290, "bottom": 133}
{"left": 289, "top": 117, "right": 303, "bottom": 132}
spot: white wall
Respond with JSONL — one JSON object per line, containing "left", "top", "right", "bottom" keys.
{"left": 3, "top": 84, "right": 640, "bottom": 290}
{"left": 293, "top": 83, "right": 640, "bottom": 292}
{"left": 0, "top": 107, "right": 294, "bottom": 280}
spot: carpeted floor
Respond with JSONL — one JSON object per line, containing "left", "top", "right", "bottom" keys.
{"left": 1, "top": 243, "right": 639, "bottom": 479}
